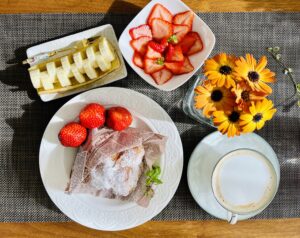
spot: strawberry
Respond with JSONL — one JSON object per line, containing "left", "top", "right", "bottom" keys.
{"left": 130, "top": 36, "right": 152, "bottom": 55}
{"left": 144, "top": 58, "right": 165, "bottom": 74}
{"left": 178, "top": 34, "right": 196, "bottom": 54}
{"left": 165, "top": 45, "right": 184, "bottom": 62}
{"left": 178, "top": 57, "right": 194, "bottom": 74}
{"left": 133, "top": 51, "right": 144, "bottom": 68}
{"left": 145, "top": 45, "right": 162, "bottom": 59}
{"left": 148, "top": 41, "right": 166, "bottom": 53}
{"left": 160, "top": 38, "right": 169, "bottom": 48}
{"left": 79, "top": 103, "right": 106, "bottom": 129}
{"left": 58, "top": 122, "right": 87, "bottom": 147}
{"left": 106, "top": 107, "right": 133, "bottom": 131}
{"left": 147, "top": 3, "right": 172, "bottom": 25}
{"left": 129, "top": 24, "right": 152, "bottom": 39}
{"left": 172, "top": 24, "right": 189, "bottom": 43}
{"left": 165, "top": 57, "right": 194, "bottom": 75}
{"left": 164, "top": 61, "right": 185, "bottom": 74}
{"left": 186, "top": 32, "right": 203, "bottom": 55}
{"left": 173, "top": 10, "right": 194, "bottom": 31}
{"left": 151, "top": 68, "right": 173, "bottom": 85}
{"left": 150, "top": 18, "right": 173, "bottom": 41}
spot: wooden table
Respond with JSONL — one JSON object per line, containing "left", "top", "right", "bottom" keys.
{"left": 1, "top": 1, "right": 300, "bottom": 237}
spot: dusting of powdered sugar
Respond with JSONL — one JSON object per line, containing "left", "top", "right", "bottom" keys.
{"left": 90, "top": 145, "right": 145, "bottom": 197}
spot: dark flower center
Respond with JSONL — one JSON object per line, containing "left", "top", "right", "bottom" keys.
{"left": 241, "top": 90, "right": 250, "bottom": 102}
{"left": 211, "top": 90, "right": 223, "bottom": 102}
{"left": 248, "top": 71, "right": 260, "bottom": 82}
{"left": 219, "top": 65, "right": 232, "bottom": 75}
{"left": 253, "top": 113, "right": 263, "bottom": 122}
{"left": 228, "top": 111, "right": 240, "bottom": 123}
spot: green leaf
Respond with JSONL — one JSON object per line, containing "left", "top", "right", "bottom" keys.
{"left": 145, "top": 166, "right": 163, "bottom": 188}
{"left": 168, "top": 35, "right": 178, "bottom": 44}
{"left": 156, "top": 57, "right": 165, "bottom": 65}
{"left": 153, "top": 178, "right": 163, "bottom": 184}
{"left": 296, "top": 84, "right": 300, "bottom": 92}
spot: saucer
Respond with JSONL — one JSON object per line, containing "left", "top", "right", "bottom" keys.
{"left": 187, "top": 131, "right": 280, "bottom": 221}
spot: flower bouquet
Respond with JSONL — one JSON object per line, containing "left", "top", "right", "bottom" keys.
{"left": 194, "top": 53, "right": 277, "bottom": 137}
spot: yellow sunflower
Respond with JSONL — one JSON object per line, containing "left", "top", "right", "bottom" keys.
{"left": 239, "top": 98, "right": 276, "bottom": 133}
{"left": 203, "top": 53, "right": 237, "bottom": 88}
{"left": 213, "top": 109, "right": 242, "bottom": 137}
{"left": 194, "top": 80, "right": 235, "bottom": 118}
{"left": 232, "top": 81, "right": 267, "bottom": 111}
{"left": 234, "top": 54, "right": 275, "bottom": 94}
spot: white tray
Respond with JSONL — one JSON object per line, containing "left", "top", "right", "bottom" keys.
{"left": 27, "top": 24, "right": 127, "bottom": 102}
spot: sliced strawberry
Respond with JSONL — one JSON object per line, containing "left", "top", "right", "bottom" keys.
{"left": 178, "top": 57, "right": 194, "bottom": 74}
{"left": 165, "top": 45, "right": 184, "bottom": 62}
{"left": 186, "top": 32, "right": 203, "bottom": 55}
{"left": 129, "top": 24, "right": 152, "bottom": 39}
{"left": 133, "top": 51, "right": 144, "bottom": 68}
{"left": 173, "top": 11, "right": 194, "bottom": 31}
{"left": 164, "top": 61, "right": 184, "bottom": 74}
{"left": 145, "top": 45, "right": 162, "bottom": 59}
{"left": 148, "top": 41, "right": 166, "bottom": 53}
{"left": 178, "top": 34, "right": 197, "bottom": 54}
{"left": 150, "top": 18, "right": 173, "bottom": 41}
{"left": 130, "top": 36, "right": 152, "bottom": 55}
{"left": 151, "top": 68, "right": 173, "bottom": 85}
{"left": 173, "top": 25, "right": 189, "bottom": 42}
{"left": 160, "top": 38, "right": 169, "bottom": 48}
{"left": 147, "top": 3, "right": 172, "bottom": 25}
{"left": 165, "top": 57, "right": 194, "bottom": 75}
{"left": 172, "top": 24, "right": 189, "bottom": 43}
{"left": 144, "top": 58, "right": 164, "bottom": 74}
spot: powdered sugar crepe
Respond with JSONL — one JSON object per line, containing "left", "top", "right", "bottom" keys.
{"left": 66, "top": 127, "right": 167, "bottom": 207}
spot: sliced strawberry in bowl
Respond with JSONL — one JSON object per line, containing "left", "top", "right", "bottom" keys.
{"left": 172, "top": 24, "right": 189, "bottom": 43}
{"left": 173, "top": 10, "right": 194, "bottom": 31}
{"left": 165, "top": 45, "right": 184, "bottom": 62}
{"left": 151, "top": 68, "right": 173, "bottom": 85}
{"left": 130, "top": 36, "right": 152, "bottom": 55}
{"left": 148, "top": 41, "right": 166, "bottom": 53}
{"left": 178, "top": 34, "right": 197, "bottom": 54}
{"left": 186, "top": 32, "right": 203, "bottom": 55}
{"left": 147, "top": 3, "right": 172, "bottom": 25}
{"left": 165, "top": 57, "right": 194, "bottom": 75}
{"left": 145, "top": 45, "right": 162, "bottom": 59}
{"left": 164, "top": 61, "right": 185, "bottom": 74}
{"left": 160, "top": 38, "right": 169, "bottom": 48}
{"left": 144, "top": 58, "right": 165, "bottom": 74}
{"left": 150, "top": 18, "right": 173, "bottom": 41}
{"left": 129, "top": 24, "right": 152, "bottom": 39}
{"left": 178, "top": 57, "right": 194, "bottom": 74}
{"left": 132, "top": 51, "right": 144, "bottom": 68}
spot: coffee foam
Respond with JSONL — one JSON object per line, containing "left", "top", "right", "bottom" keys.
{"left": 212, "top": 149, "right": 277, "bottom": 214}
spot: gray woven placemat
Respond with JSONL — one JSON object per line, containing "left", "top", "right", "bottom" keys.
{"left": 0, "top": 13, "right": 299, "bottom": 222}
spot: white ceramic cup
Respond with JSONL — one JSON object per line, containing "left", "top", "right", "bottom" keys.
{"left": 211, "top": 149, "right": 278, "bottom": 224}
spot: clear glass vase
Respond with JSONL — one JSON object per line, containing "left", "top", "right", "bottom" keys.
{"left": 183, "top": 75, "right": 216, "bottom": 128}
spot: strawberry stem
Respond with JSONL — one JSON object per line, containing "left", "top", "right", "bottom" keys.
{"left": 168, "top": 35, "right": 178, "bottom": 44}
{"left": 156, "top": 57, "right": 165, "bottom": 65}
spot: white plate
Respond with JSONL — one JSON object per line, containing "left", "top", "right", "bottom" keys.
{"left": 187, "top": 131, "right": 280, "bottom": 221}
{"left": 119, "top": 0, "right": 215, "bottom": 91}
{"left": 27, "top": 24, "right": 127, "bottom": 102}
{"left": 39, "top": 87, "right": 183, "bottom": 231}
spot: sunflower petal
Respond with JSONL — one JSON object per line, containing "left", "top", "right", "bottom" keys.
{"left": 256, "top": 56, "right": 267, "bottom": 72}
{"left": 257, "top": 81, "right": 272, "bottom": 94}
{"left": 242, "top": 121, "right": 256, "bottom": 133}
{"left": 256, "top": 120, "right": 265, "bottom": 130}
{"left": 264, "top": 108, "right": 276, "bottom": 120}
{"left": 240, "top": 114, "right": 253, "bottom": 124}
{"left": 245, "top": 54, "right": 256, "bottom": 70}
